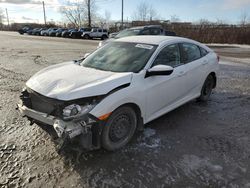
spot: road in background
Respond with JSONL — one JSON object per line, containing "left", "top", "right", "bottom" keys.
{"left": 0, "top": 31, "right": 250, "bottom": 187}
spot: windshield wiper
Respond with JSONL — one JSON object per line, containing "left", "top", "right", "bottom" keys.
{"left": 73, "top": 58, "right": 85, "bottom": 65}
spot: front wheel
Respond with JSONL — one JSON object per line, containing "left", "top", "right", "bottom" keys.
{"left": 101, "top": 106, "right": 137, "bottom": 151}
{"left": 198, "top": 75, "right": 214, "bottom": 102}
{"left": 101, "top": 35, "right": 108, "bottom": 40}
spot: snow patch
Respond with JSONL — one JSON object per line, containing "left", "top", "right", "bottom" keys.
{"left": 138, "top": 128, "right": 161, "bottom": 149}
{"left": 143, "top": 128, "right": 156, "bottom": 138}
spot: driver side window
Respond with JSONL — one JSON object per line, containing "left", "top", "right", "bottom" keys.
{"left": 153, "top": 44, "right": 181, "bottom": 67}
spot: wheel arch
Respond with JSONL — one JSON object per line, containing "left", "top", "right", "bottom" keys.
{"left": 109, "top": 103, "right": 144, "bottom": 131}
{"left": 209, "top": 72, "right": 217, "bottom": 88}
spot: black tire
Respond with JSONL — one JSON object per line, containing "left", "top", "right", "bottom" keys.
{"left": 83, "top": 34, "right": 90, "bottom": 39}
{"left": 101, "top": 106, "right": 137, "bottom": 151}
{"left": 101, "top": 35, "right": 108, "bottom": 40}
{"left": 198, "top": 74, "right": 214, "bottom": 102}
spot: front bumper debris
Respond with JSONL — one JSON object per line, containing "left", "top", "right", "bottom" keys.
{"left": 17, "top": 103, "right": 55, "bottom": 125}
{"left": 17, "top": 102, "right": 103, "bottom": 151}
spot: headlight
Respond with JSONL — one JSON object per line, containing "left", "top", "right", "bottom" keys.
{"left": 62, "top": 103, "right": 96, "bottom": 120}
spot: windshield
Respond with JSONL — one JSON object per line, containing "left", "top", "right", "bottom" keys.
{"left": 81, "top": 42, "right": 157, "bottom": 73}
{"left": 115, "top": 29, "right": 141, "bottom": 39}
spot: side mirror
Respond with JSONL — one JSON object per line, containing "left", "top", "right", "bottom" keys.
{"left": 146, "top": 65, "right": 174, "bottom": 78}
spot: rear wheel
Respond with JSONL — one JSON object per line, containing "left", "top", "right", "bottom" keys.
{"left": 198, "top": 74, "right": 214, "bottom": 102}
{"left": 83, "top": 34, "right": 90, "bottom": 39}
{"left": 101, "top": 106, "right": 137, "bottom": 151}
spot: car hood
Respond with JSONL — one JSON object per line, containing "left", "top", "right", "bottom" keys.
{"left": 26, "top": 62, "right": 133, "bottom": 101}
{"left": 105, "top": 38, "right": 115, "bottom": 43}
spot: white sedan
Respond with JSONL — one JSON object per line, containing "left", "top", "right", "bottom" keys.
{"left": 17, "top": 36, "right": 219, "bottom": 151}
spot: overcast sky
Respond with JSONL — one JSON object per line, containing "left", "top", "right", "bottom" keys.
{"left": 0, "top": 0, "right": 249, "bottom": 24}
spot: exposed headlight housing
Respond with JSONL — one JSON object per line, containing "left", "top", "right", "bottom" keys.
{"left": 62, "top": 103, "right": 96, "bottom": 121}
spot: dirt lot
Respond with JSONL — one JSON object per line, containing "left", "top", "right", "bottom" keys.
{"left": 0, "top": 31, "right": 250, "bottom": 188}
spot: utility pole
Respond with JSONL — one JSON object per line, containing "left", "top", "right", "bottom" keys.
{"left": 5, "top": 8, "right": 10, "bottom": 29}
{"left": 87, "top": 0, "right": 91, "bottom": 28}
{"left": 42, "top": 1, "right": 47, "bottom": 25}
{"left": 121, "top": 0, "right": 124, "bottom": 29}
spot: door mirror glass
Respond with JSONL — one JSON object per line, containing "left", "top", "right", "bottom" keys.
{"left": 146, "top": 65, "right": 174, "bottom": 77}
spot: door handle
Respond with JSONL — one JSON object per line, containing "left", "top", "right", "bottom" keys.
{"left": 202, "top": 60, "right": 208, "bottom": 65}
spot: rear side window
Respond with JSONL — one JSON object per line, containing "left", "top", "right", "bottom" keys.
{"left": 103, "top": 29, "right": 107, "bottom": 32}
{"left": 180, "top": 43, "right": 201, "bottom": 63}
{"left": 153, "top": 44, "right": 182, "bottom": 67}
{"left": 200, "top": 47, "right": 208, "bottom": 57}
{"left": 150, "top": 28, "right": 161, "bottom": 35}
{"left": 141, "top": 29, "right": 150, "bottom": 35}
{"left": 98, "top": 29, "right": 102, "bottom": 32}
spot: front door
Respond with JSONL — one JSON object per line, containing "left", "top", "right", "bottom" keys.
{"left": 144, "top": 43, "right": 188, "bottom": 122}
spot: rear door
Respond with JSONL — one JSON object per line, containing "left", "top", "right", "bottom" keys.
{"left": 179, "top": 43, "right": 207, "bottom": 97}
{"left": 97, "top": 29, "right": 103, "bottom": 37}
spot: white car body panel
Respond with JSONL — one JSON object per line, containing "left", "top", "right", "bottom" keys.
{"left": 90, "top": 37, "right": 219, "bottom": 122}
{"left": 26, "top": 62, "right": 132, "bottom": 101}
{"left": 26, "top": 36, "right": 219, "bottom": 124}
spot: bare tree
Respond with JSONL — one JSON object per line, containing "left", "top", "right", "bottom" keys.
{"left": 170, "top": 15, "right": 180, "bottom": 22}
{"left": 0, "top": 8, "right": 4, "bottom": 24}
{"left": 60, "top": 1, "right": 85, "bottom": 28}
{"left": 132, "top": 1, "right": 158, "bottom": 21}
{"left": 240, "top": 11, "right": 248, "bottom": 26}
{"left": 0, "top": 8, "right": 4, "bottom": 29}
{"left": 60, "top": 0, "right": 97, "bottom": 28}
{"left": 105, "top": 10, "right": 111, "bottom": 22}
{"left": 149, "top": 5, "right": 157, "bottom": 21}
{"left": 84, "top": 0, "right": 97, "bottom": 27}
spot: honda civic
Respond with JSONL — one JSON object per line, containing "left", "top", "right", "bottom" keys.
{"left": 17, "top": 36, "right": 219, "bottom": 151}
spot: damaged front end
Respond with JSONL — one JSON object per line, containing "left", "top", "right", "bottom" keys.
{"left": 17, "top": 88, "right": 104, "bottom": 151}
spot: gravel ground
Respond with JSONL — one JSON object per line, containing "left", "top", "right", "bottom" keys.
{"left": 0, "top": 31, "right": 250, "bottom": 188}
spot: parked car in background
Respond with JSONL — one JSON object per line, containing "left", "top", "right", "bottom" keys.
{"left": 62, "top": 28, "right": 77, "bottom": 38}
{"left": 32, "top": 28, "right": 45, "bottom": 36}
{"left": 48, "top": 28, "right": 61, "bottom": 37}
{"left": 17, "top": 36, "right": 219, "bottom": 151}
{"left": 116, "top": 25, "right": 176, "bottom": 38}
{"left": 48, "top": 28, "right": 59, "bottom": 36}
{"left": 41, "top": 28, "right": 57, "bottom": 36}
{"left": 70, "top": 28, "right": 92, "bottom": 39}
{"left": 55, "top": 28, "right": 67, "bottom": 37}
{"left": 82, "top": 28, "right": 109, "bottom": 40}
{"left": 26, "top": 28, "right": 39, "bottom": 35}
{"left": 99, "top": 25, "right": 176, "bottom": 47}
{"left": 109, "top": 32, "right": 118, "bottom": 38}
{"left": 18, "top": 26, "right": 33, "bottom": 35}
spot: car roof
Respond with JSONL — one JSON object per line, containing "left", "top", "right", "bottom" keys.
{"left": 115, "top": 36, "right": 211, "bottom": 51}
{"left": 116, "top": 36, "right": 180, "bottom": 45}
{"left": 128, "top": 25, "right": 162, "bottom": 30}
